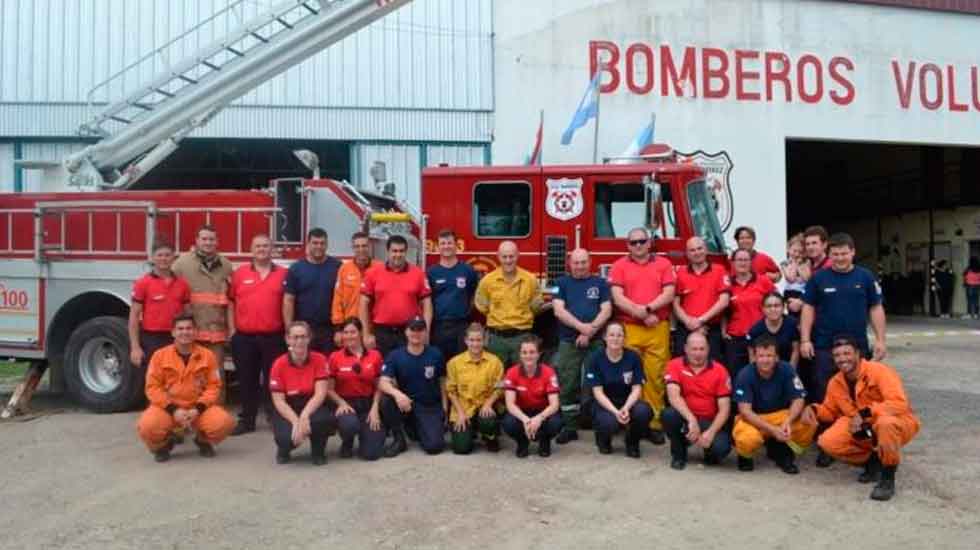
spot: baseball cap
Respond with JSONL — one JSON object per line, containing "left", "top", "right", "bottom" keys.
{"left": 407, "top": 318, "right": 427, "bottom": 331}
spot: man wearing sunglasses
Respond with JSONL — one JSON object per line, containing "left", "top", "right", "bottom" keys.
{"left": 609, "top": 228, "right": 676, "bottom": 445}
{"left": 802, "top": 335, "right": 919, "bottom": 501}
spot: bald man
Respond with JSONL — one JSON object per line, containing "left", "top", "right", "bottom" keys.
{"left": 474, "top": 241, "right": 545, "bottom": 367}
{"left": 552, "top": 249, "right": 612, "bottom": 443}
{"left": 673, "top": 237, "right": 731, "bottom": 364}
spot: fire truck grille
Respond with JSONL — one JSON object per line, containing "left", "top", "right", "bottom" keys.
{"left": 546, "top": 235, "right": 568, "bottom": 287}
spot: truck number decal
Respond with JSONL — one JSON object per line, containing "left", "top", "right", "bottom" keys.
{"left": 0, "top": 284, "right": 30, "bottom": 312}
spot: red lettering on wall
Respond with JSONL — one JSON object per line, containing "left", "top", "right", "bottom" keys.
{"left": 947, "top": 65, "right": 968, "bottom": 112}
{"left": 919, "top": 63, "right": 943, "bottom": 110}
{"left": 701, "top": 48, "right": 730, "bottom": 99}
{"left": 626, "top": 44, "right": 655, "bottom": 94}
{"left": 590, "top": 40, "right": 621, "bottom": 93}
{"left": 661, "top": 46, "right": 697, "bottom": 97}
{"left": 764, "top": 52, "right": 792, "bottom": 102}
{"left": 828, "top": 56, "right": 856, "bottom": 106}
{"left": 797, "top": 55, "right": 824, "bottom": 104}
{"left": 892, "top": 61, "right": 915, "bottom": 109}
{"left": 734, "top": 50, "right": 761, "bottom": 101}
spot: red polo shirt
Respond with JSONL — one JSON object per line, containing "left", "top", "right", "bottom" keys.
{"left": 228, "top": 262, "right": 287, "bottom": 334}
{"left": 747, "top": 251, "right": 780, "bottom": 279}
{"left": 327, "top": 348, "right": 383, "bottom": 399}
{"left": 675, "top": 263, "right": 732, "bottom": 324}
{"left": 664, "top": 357, "right": 731, "bottom": 421}
{"left": 607, "top": 254, "right": 676, "bottom": 322}
{"left": 131, "top": 272, "right": 191, "bottom": 332}
{"left": 810, "top": 255, "right": 832, "bottom": 272}
{"left": 269, "top": 351, "right": 330, "bottom": 397}
{"left": 727, "top": 275, "right": 776, "bottom": 337}
{"left": 361, "top": 262, "right": 431, "bottom": 326}
{"left": 503, "top": 364, "right": 559, "bottom": 412}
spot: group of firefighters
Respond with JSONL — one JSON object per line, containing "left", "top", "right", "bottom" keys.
{"left": 129, "top": 222, "right": 920, "bottom": 502}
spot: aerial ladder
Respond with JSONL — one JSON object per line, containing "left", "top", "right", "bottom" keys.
{"left": 63, "top": 0, "right": 414, "bottom": 190}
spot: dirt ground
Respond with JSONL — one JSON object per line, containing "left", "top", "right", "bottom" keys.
{"left": 1, "top": 317, "right": 978, "bottom": 550}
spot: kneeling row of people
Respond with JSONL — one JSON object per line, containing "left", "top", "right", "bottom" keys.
{"left": 136, "top": 314, "right": 918, "bottom": 501}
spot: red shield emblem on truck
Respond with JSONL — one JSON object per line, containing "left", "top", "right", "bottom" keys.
{"left": 676, "top": 150, "right": 735, "bottom": 232}
{"left": 545, "top": 178, "right": 584, "bottom": 221}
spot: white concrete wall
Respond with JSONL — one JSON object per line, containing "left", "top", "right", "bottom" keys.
{"left": 492, "top": 0, "right": 980, "bottom": 259}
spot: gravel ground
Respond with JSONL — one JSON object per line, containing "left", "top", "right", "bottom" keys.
{"left": 1, "top": 317, "right": 978, "bottom": 550}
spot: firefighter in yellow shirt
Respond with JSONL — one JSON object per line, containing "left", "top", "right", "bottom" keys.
{"left": 474, "top": 241, "right": 545, "bottom": 366}
{"left": 445, "top": 323, "right": 505, "bottom": 454}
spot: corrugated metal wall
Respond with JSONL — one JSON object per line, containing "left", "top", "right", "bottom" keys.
{"left": 0, "top": 0, "right": 494, "bottom": 141}
{"left": 352, "top": 143, "right": 487, "bottom": 210}
{"left": 20, "top": 142, "right": 88, "bottom": 192}
{"left": 0, "top": 144, "right": 13, "bottom": 193}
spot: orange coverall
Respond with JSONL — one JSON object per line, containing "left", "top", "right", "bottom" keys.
{"left": 137, "top": 344, "right": 235, "bottom": 451}
{"left": 331, "top": 259, "right": 381, "bottom": 325}
{"left": 814, "top": 360, "right": 920, "bottom": 467}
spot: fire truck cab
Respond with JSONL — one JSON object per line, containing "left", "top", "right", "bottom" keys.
{"left": 421, "top": 151, "right": 728, "bottom": 284}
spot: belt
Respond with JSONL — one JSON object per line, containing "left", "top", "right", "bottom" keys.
{"left": 488, "top": 328, "right": 527, "bottom": 337}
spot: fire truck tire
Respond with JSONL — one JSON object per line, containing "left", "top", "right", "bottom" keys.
{"left": 63, "top": 316, "right": 144, "bottom": 413}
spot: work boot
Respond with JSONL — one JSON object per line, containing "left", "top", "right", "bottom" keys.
{"left": 768, "top": 442, "right": 800, "bottom": 475}
{"left": 702, "top": 450, "right": 719, "bottom": 465}
{"left": 311, "top": 451, "right": 327, "bottom": 467}
{"left": 625, "top": 436, "right": 641, "bottom": 459}
{"left": 858, "top": 454, "right": 882, "bottom": 483}
{"left": 556, "top": 429, "right": 578, "bottom": 445}
{"left": 515, "top": 441, "right": 530, "bottom": 458}
{"left": 194, "top": 438, "right": 216, "bottom": 458}
{"left": 538, "top": 438, "right": 552, "bottom": 458}
{"left": 484, "top": 437, "right": 500, "bottom": 453}
{"left": 339, "top": 439, "right": 354, "bottom": 459}
{"left": 647, "top": 429, "right": 666, "bottom": 446}
{"left": 276, "top": 449, "right": 291, "bottom": 464}
{"left": 815, "top": 449, "right": 835, "bottom": 468}
{"left": 383, "top": 429, "right": 407, "bottom": 458}
{"left": 871, "top": 466, "right": 897, "bottom": 501}
{"left": 670, "top": 456, "right": 687, "bottom": 470}
{"left": 231, "top": 420, "right": 255, "bottom": 436}
{"left": 153, "top": 435, "right": 177, "bottom": 463}
{"left": 737, "top": 456, "right": 755, "bottom": 471}
{"left": 595, "top": 432, "right": 613, "bottom": 455}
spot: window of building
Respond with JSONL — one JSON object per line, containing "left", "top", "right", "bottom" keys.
{"left": 474, "top": 182, "right": 531, "bottom": 237}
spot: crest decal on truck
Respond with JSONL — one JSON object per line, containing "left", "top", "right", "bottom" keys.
{"left": 676, "top": 150, "right": 735, "bottom": 232}
{"left": 545, "top": 178, "right": 584, "bottom": 221}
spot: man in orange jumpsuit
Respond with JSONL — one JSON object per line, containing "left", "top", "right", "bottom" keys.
{"left": 802, "top": 335, "right": 920, "bottom": 501}
{"left": 137, "top": 314, "right": 236, "bottom": 462}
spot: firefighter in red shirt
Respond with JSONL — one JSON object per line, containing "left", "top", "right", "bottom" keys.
{"left": 724, "top": 248, "right": 776, "bottom": 378}
{"left": 673, "top": 237, "right": 731, "bottom": 364}
{"left": 128, "top": 240, "right": 190, "bottom": 369}
{"left": 228, "top": 234, "right": 288, "bottom": 435}
{"left": 733, "top": 226, "right": 781, "bottom": 283}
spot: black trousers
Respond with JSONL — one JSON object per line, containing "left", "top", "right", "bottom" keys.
{"left": 334, "top": 397, "right": 386, "bottom": 461}
{"left": 231, "top": 332, "right": 286, "bottom": 424}
{"left": 501, "top": 411, "right": 562, "bottom": 445}
{"left": 661, "top": 406, "right": 732, "bottom": 462}
{"left": 431, "top": 319, "right": 468, "bottom": 361}
{"left": 375, "top": 325, "right": 407, "bottom": 359}
{"left": 673, "top": 324, "right": 724, "bottom": 365}
{"left": 593, "top": 401, "right": 654, "bottom": 442}
{"left": 380, "top": 396, "right": 446, "bottom": 454}
{"left": 723, "top": 336, "right": 751, "bottom": 380}
{"left": 139, "top": 330, "right": 173, "bottom": 369}
{"left": 271, "top": 396, "right": 336, "bottom": 457}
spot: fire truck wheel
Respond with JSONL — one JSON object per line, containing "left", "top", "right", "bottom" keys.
{"left": 64, "top": 316, "right": 145, "bottom": 413}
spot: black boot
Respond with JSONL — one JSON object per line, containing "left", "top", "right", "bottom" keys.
{"left": 194, "top": 438, "right": 216, "bottom": 458}
{"left": 625, "top": 435, "right": 641, "bottom": 459}
{"left": 858, "top": 454, "right": 882, "bottom": 483}
{"left": 647, "top": 429, "right": 666, "bottom": 445}
{"left": 515, "top": 440, "right": 530, "bottom": 458}
{"left": 384, "top": 429, "right": 407, "bottom": 458}
{"left": 768, "top": 442, "right": 799, "bottom": 475}
{"left": 538, "top": 438, "right": 552, "bottom": 457}
{"left": 153, "top": 436, "right": 176, "bottom": 463}
{"left": 595, "top": 432, "right": 613, "bottom": 455}
{"left": 231, "top": 419, "right": 255, "bottom": 436}
{"left": 276, "top": 449, "right": 291, "bottom": 464}
{"left": 556, "top": 429, "right": 578, "bottom": 445}
{"left": 737, "top": 456, "right": 755, "bottom": 471}
{"left": 339, "top": 439, "right": 354, "bottom": 459}
{"left": 815, "top": 449, "right": 835, "bottom": 468}
{"left": 870, "top": 465, "right": 897, "bottom": 501}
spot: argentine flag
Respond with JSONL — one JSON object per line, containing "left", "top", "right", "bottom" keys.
{"left": 620, "top": 115, "right": 656, "bottom": 158}
{"left": 560, "top": 71, "right": 603, "bottom": 145}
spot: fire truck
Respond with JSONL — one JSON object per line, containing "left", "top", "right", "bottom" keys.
{"left": 0, "top": 0, "right": 727, "bottom": 415}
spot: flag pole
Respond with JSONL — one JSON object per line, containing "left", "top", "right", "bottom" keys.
{"left": 592, "top": 69, "right": 602, "bottom": 164}
{"left": 539, "top": 109, "right": 545, "bottom": 165}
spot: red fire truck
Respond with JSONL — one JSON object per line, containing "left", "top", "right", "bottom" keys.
{"left": 0, "top": 0, "right": 727, "bottom": 414}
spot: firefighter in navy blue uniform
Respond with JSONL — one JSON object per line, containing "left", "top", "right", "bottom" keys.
{"left": 426, "top": 229, "right": 479, "bottom": 360}
{"left": 283, "top": 228, "right": 342, "bottom": 354}
{"left": 800, "top": 233, "right": 886, "bottom": 405}
{"left": 585, "top": 321, "right": 653, "bottom": 458}
{"left": 378, "top": 318, "right": 447, "bottom": 457}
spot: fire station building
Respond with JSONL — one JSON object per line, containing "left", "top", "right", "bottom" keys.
{"left": 2, "top": 0, "right": 979, "bottom": 314}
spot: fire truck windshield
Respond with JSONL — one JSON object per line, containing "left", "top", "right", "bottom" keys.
{"left": 687, "top": 180, "right": 727, "bottom": 254}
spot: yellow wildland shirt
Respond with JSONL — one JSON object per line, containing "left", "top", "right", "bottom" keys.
{"left": 445, "top": 351, "right": 504, "bottom": 421}
{"left": 474, "top": 267, "right": 543, "bottom": 330}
